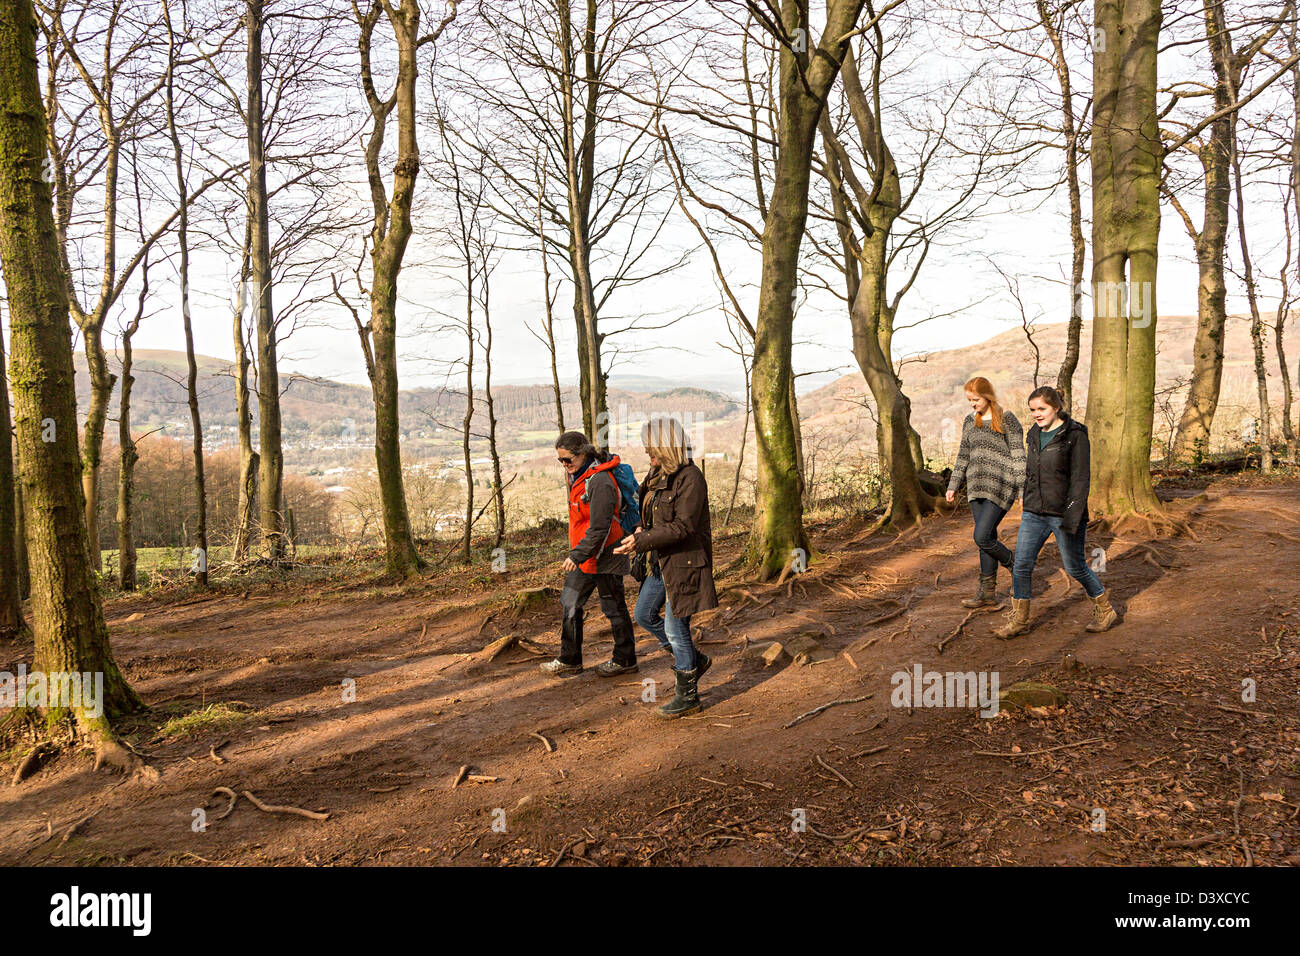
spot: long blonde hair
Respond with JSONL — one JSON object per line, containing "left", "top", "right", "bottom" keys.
{"left": 964, "top": 376, "right": 1005, "bottom": 434}
{"left": 641, "top": 416, "right": 692, "bottom": 475}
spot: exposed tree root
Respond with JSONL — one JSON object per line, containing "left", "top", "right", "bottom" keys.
{"left": 211, "top": 786, "right": 239, "bottom": 820}
{"left": 1098, "top": 510, "right": 1199, "bottom": 542}
{"left": 241, "top": 789, "right": 330, "bottom": 821}
{"left": 91, "top": 736, "right": 160, "bottom": 784}
{"left": 11, "top": 740, "right": 55, "bottom": 786}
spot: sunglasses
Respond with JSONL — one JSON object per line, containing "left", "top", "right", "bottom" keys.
{"left": 557, "top": 455, "right": 575, "bottom": 464}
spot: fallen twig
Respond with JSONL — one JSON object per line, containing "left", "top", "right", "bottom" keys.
{"left": 783, "top": 694, "right": 874, "bottom": 730}
{"left": 973, "top": 737, "right": 1103, "bottom": 758}
{"left": 815, "top": 754, "right": 854, "bottom": 788}
{"left": 529, "top": 731, "right": 556, "bottom": 753}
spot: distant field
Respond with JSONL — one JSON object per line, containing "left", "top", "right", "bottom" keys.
{"left": 100, "top": 545, "right": 336, "bottom": 575}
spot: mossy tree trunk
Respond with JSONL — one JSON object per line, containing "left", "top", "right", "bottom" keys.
{"left": 232, "top": 227, "right": 258, "bottom": 560}
{"left": 0, "top": 0, "right": 144, "bottom": 764}
{"left": 165, "top": 0, "right": 208, "bottom": 584}
{"left": 246, "top": 0, "right": 284, "bottom": 562}
{"left": 0, "top": 326, "right": 23, "bottom": 638}
{"left": 352, "top": 0, "right": 455, "bottom": 576}
{"left": 1169, "top": 0, "right": 1270, "bottom": 464}
{"left": 115, "top": 251, "right": 148, "bottom": 593}
{"left": 819, "top": 43, "right": 933, "bottom": 531}
{"left": 1085, "top": 0, "right": 1163, "bottom": 517}
{"left": 744, "top": 0, "right": 866, "bottom": 579}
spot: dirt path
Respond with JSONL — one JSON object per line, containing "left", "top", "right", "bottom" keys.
{"left": 3, "top": 480, "right": 1298, "bottom": 866}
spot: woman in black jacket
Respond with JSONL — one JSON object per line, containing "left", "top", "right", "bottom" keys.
{"left": 997, "top": 386, "right": 1119, "bottom": 638}
{"left": 613, "top": 417, "right": 718, "bottom": 719}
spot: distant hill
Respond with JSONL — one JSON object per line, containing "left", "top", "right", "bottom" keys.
{"left": 58, "top": 313, "right": 1291, "bottom": 470}
{"left": 69, "top": 349, "right": 742, "bottom": 463}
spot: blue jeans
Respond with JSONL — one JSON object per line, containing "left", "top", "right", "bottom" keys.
{"left": 969, "top": 498, "right": 1013, "bottom": 576}
{"left": 1012, "top": 511, "right": 1104, "bottom": 600}
{"left": 633, "top": 571, "right": 697, "bottom": 671}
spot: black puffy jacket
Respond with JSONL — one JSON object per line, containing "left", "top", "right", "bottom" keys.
{"left": 1022, "top": 414, "right": 1090, "bottom": 531}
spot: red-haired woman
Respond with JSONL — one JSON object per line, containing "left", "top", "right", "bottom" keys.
{"left": 945, "top": 377, "right": 1025, "bottom": 607}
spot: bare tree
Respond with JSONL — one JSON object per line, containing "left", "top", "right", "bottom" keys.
{"left": 162, "top": 0, "right": 209, "bottom": 583}
{"left": 1163, "top": 0, "right": 1284, "bottom": 464}
{"left": 0, "top": 0, "right": 145, "bottom": 770}
{"left": 462, "top": 0, "right": 689, "bottom": 444}
{"left": 37, "top": 0, "right": 230, "bottom": 571}
{"left": 348, "top": 0, "right": 458, "bottom": 575}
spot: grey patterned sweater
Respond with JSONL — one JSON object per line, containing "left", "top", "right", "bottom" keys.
{"left": 947, "top": 411, "right": 1026, "bottom": 510}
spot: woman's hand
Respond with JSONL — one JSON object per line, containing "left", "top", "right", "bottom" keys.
{"left": 612, "top": 533, "right": 638, "bottom": 555}
{"left": 561, "top": 557, "right": 577, "bottom": 573}
{"left": 945, "top": 490, "right": 955, "bottom": 503}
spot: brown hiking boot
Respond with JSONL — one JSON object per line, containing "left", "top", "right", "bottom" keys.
{"left": 1085, "top": 590, "right": 1119, "bottom": 632}
{"left": 962, "top": 574, "right": 997, "bottom": 608}
{"left": 995, "top": 598, "right": 1032, "bottom": 640}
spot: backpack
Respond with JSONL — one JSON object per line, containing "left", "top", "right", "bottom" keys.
{"left": 611, "top": 462, "right": 641, "bottom": 532}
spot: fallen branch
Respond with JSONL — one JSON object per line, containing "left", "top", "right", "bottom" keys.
{"left": 814, "top": 754, "right": 854, "bottom": 788}
{"left": 529, "top": 731, "right": 555, "bottom": 754}
{"left": 973, "top": 737, "right": 1103, "bottom": 758}
{"left": 1164, "top": 833, "right": 1223, "bottom": 849}
{"left": 783, "top": 694, "right": 874, "bottom": 730}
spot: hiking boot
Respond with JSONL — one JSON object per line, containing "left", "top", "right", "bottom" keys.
{"left": 655, "top": 668, "right": 701, "bottom": 719}
{"left": 1085, "top": 590, "right": 1119, "bottom": 632}
{"left": 695, "top": 649, "right": 711, "bottom": 680}
{"left": 594, "top": 659, "right": 638, "bottom": 677}
{"left": 539, "top": 659, "right": 583, "bottom": 678}
{"left": 995, "top": 598, "right": 1032, "bottom": 640}
{"left": 961, "top": 574, "right": 998, "bottom": 608}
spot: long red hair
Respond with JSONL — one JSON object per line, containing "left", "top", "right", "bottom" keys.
{"left": 964, "top": 376, "right": 1005, "bottom": 434}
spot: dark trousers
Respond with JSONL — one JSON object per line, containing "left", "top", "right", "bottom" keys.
{"left": 970, "top": 498, "right": 1013, "bottom": 576}
{"left": 558, "top": 569, "right": 636, "bottom": 666}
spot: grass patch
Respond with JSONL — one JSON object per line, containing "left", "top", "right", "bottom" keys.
{"left": 155, "top": 701, "right": 254, "bottom": 739}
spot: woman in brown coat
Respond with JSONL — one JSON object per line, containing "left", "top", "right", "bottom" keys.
{"left": 614, "top": 417, "right": 718, "bottom": 718}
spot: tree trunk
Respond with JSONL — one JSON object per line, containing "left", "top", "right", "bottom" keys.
{"left": 0, "top": 0, "right": 144, "bottom": 755}
{"left": 80, "top": 322, "right": 113, "bottom": 572}
{"left": 14, "top": 465, "right": 28, "bottom": 600}
{"left": 353, "top": 0, "right": 439, "bottom": 576}
{"left": 1039, "top": 0, "right": 1086, "bottom": 414}
{"left": 536, "top": 190, "right": 565, "bottom": 433}
{"left": 851, "top": 224, "right": 934, "bottom": 530}
{"left": 559, "top": 0, "right": 605, "bottom": 444}
{"left": 461, "top": 259, "right": 475, "bottom": 564}
{"left": 1085, "top": 0, "right": 1163, "bottom": 518}
{"left": 247, "top": 0, "right": 283, "bottom": 561}
{"left": 483, "top": 271, "right": 505, "bottom": 548}
{"left": 1231, "top": 122, "right": 1272, "bottom": 472}
{"left": 115, "top": 272, "right": 147, "bottom": 593}
{"left": 744, "top": 0, "right": 866, "bottom": 578}
{"left": 232, "top": 230, "right": 257, "bottom": 560}
{"left": 165, "top": 0, "right": 207, "bottom": 584}
{"left": 1170, "top": 0, "right": 1234, "bottom": 464}
{"left": 0, "top": 329, "right": 23, "bottom": 638}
